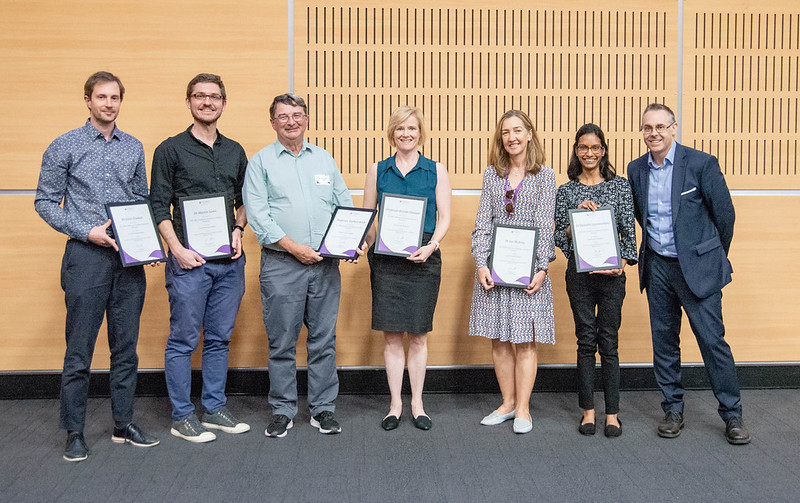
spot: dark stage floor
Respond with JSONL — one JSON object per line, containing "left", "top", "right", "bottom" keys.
{"left": 1, "top": 389, "right": 798, "bottom": 502}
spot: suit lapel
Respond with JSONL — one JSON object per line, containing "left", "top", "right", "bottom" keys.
{"left": 671, "top": 144, "right": 687, "bottom": 226}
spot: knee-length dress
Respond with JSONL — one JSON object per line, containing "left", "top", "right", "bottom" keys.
{"left": 468, "top": 165, "right": 557, "bottom": 344}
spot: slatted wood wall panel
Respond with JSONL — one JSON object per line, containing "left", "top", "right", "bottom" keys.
{"left": 684, "top": 3, "right": 800, "bottom": 189}
{"left": 296, "top": 2, "right": 678, "bottom": 188}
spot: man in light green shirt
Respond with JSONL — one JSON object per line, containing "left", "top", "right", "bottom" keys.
{"left": 243, "top": 93, "right": 353, "bottom": 438}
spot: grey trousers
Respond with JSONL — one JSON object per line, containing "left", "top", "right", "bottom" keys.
{"left": 259, "top": 248, "right": 341, "bottom": 418}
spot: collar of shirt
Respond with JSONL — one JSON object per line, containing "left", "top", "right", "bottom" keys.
{"left": 647, "top": 140, "right": 678, "bottom": 170}
{"left": 82, "top": 118, "right": 121, "bottom": 142}
{"left": 276, "top": 140, "right": 312, "bottom": 157}
{"left": 387, "top": 152, "right": 430, "bottom": 177}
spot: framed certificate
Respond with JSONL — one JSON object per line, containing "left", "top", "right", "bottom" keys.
{"left": 318, "top": 206, "right": 377, "bottom": 259}
{"left": 180, "top": 193, "right": 233, "bottom": 260}
{"left": 106, "top": 201, "right": 166, "bottom": 267}
{"left": 488, "top": 224, "right": 539, "bottom": 288}
{"left": 375, "top": 193, "right": 427, "bottom": 257}
{"left": 568, "top": 207, "right": 622, "bottom": 272}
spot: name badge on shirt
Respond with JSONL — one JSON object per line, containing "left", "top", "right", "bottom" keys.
{"left": 315, "top": 174, "right": 331, "bottom": 186}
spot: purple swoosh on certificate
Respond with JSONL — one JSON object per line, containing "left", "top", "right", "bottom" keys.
{"left": 403, "top": 245, "right": 418, "bottom": 254}
{"left": 215, "top": 245, "right": 231, "bottom": 254}
{"left": 377, "top": 236, "right": 392, "bottom": 253}
{"left": 319, "top": 242, "right": 332, "bottom": 255}
{"left": 491, "top": 268, "right": 505, "bottom": 284}
{"left": 342, "top": 248, "right": 356, "bottom": 256}
{"left": 122, "top": 250, "right": 138, "bottom": 264}
{"left": 578, "top": 256, "right": 594, "bottom": 269}
{"left": 149, "top": 250, "right": 164, "bottom": 259}
{"left": 603, "top": 256, "right": 619, "bottom": 266}
{"left": 516, "top": 276, "right": 530, "bottom": 285}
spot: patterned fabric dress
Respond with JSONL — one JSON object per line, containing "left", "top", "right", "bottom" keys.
{"left": 468, "top": 165, "right": 557, "bottom": 344}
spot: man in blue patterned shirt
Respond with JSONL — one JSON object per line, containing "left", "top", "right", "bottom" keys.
{"left": 35, "top": 71, "right": 160, "bottom": 462}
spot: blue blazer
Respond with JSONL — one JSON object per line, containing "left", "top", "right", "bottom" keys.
{"left": 627, "top": 143, "right": 735, "bottom": 299}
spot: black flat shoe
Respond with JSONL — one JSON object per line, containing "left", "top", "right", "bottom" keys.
{"left": 381, "top": 415, "right": 400, "bottom": 431}
{"left": 413, "top": 415, "right": 432, "bottom": 431}
{"left": 578, "top": 418, "right": 596, "bottom": 436}
{"left": 604, "top": 419, "right": 622, "bottom": 438}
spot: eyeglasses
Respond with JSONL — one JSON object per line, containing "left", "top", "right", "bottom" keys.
{"left": 576, "top": 145, "right": 604, "bottom": 154}
{"left": 190, "top": 93, "right": 224, "bottom": 102}
{"left": 640, "top": 122, "right": 675, "bottom": 134}
{"left": 273, "top": 113, "right": 308, "bottom": 124}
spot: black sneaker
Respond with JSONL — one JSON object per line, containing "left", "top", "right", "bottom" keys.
{"left": 170, "top": 414, "right": 216, "bottom": 443}
{"left": 111, "top": 423, "right": 160, "bottom": 447}
{"left": 265, "top": 414, "right": 293, "bottom": 438}
{"left": 311, "top": 411, "right": 341, "bottom": 434}
{"left": 63, "top": 432, "right": 89, "bottom": 462}
{"left": 201, "top": 406, "right": 251, "bottom": 434}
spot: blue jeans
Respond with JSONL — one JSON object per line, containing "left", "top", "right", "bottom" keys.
{"left": 60, "top": 240, "right": 146, "bottom": 432}
{"left": 164, "top": 253, "right": 245, "bottom": 420}
{"left": 259, "top": 248, "right": 341, "bottom": 418}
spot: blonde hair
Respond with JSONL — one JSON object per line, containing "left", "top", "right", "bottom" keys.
{"left": 386, "top": 106, "right": 427, "bottom": 148}
{"left": 488, "top": 110, "right": 546, "bottom": 178}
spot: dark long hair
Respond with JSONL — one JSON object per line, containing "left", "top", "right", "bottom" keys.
{"left": 566, "top": 123, "right": 615, "bottom": 181}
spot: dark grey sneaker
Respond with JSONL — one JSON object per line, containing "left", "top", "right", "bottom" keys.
{"left": 265, "top": 414, "right": 293, "bottom": 438}
{"left": 201, "top": 406, "right": 250, "bottom": 434}
{"left": 112, "top": 423, "right": 160, "bottom": 447}
{"left": 311, "top": 411, "right": 341, "bottom": 434}
{"left": 63, "top": 432, "right": 89, "bottom": 462}
{"left": 170, "top": 414, "right": 216, "bottom": 443}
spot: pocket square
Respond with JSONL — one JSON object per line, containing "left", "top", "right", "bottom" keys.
{"left": 680, "top": 187, "right": 697, "bottom": 196}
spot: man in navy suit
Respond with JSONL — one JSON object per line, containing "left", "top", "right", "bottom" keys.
{"left": 627, "top": 103, "right": 750, "bottom": 445}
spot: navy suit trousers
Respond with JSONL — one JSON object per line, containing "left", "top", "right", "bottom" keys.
{"left": 645, "top": 249, "right": 742, "bottom": 420}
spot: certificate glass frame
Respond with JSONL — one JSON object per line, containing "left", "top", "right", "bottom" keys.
{"left": 488, "top": 224, "right": 539, "bottom": 289}
{"left": 179, "top": 193, "right": 233, "bottom": 261}
{"left": 375, "top": 193, "right": 427, "bottom": 257}
{"left": 568, "top": 207, "right": 622, "bottom": 272}
{"left": 317, "top": 206, "right": 377, "bottom": 259}
{"left": 105, "top": 201, "right": 166, "bottom": 267}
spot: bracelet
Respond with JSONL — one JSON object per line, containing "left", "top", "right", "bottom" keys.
{"left": 428, "top": 239, "right": 440, "bottom": 250}
{"left": 234, "top": 225, "right": 245, "bottom": 235}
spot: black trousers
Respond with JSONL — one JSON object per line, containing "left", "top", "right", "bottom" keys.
{"left": 565, "top": 259, "right": 625, "bottom": 414}
{"left": 60, "top": 240, "right": 146, "bottom": 432}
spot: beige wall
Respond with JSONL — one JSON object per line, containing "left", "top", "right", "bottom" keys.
{"left": 1, "top": 0, "right": 798, "bottom": 371}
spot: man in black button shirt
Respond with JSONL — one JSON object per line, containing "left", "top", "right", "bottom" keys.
{"left": 150, "top": 73, "right": 250, "bottom": 442}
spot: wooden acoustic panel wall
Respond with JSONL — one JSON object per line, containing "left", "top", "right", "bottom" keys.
{"left": 296, "top": 1, "right": 678, "bottom": 188}
{"left": 0, "top": 0, "right": 287, "bottom": 190}
{"left": 3, "top": 193, "right": 799, "bottom": 371}
{"left": 684, "top": 1, "right": 800, "bottom": 188}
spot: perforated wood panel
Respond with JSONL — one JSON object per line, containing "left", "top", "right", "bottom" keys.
{"left": 296, "top": 2, "right": 678, "bottom": 188}
{"left": 684, "top": 4, "right": 800, "bottom": 188}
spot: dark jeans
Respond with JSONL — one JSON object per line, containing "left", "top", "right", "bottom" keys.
{"left": 164, "top": 253, "right": 246, "bottom": 421}
{"left": 645, "top": 249, "right": 742, "bottom": 420}
{"left": 565, "top": 259, "right": 625, "bottom": 415}
{"left": 60, "top": 239, "right": 146, "bottom": 432}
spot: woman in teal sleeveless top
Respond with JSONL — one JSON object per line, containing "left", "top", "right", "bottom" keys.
{"left": 363, "top": 106, "right": 452, "bottom": 432}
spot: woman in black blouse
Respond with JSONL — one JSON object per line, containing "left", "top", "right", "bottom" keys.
{"left": 554, "top": 124, "right": 637, "bottom": 437}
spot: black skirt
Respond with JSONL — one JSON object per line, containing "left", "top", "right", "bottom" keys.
{"left": 367, "top": 233, "right": 442, "bottom": 333}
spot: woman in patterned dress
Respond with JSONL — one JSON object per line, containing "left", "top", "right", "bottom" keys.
{"left": 469, "top": 110, "right": 556, "bottom": 434}
{"left": 554, "top": 123, "right": 637, "bottom": 437}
